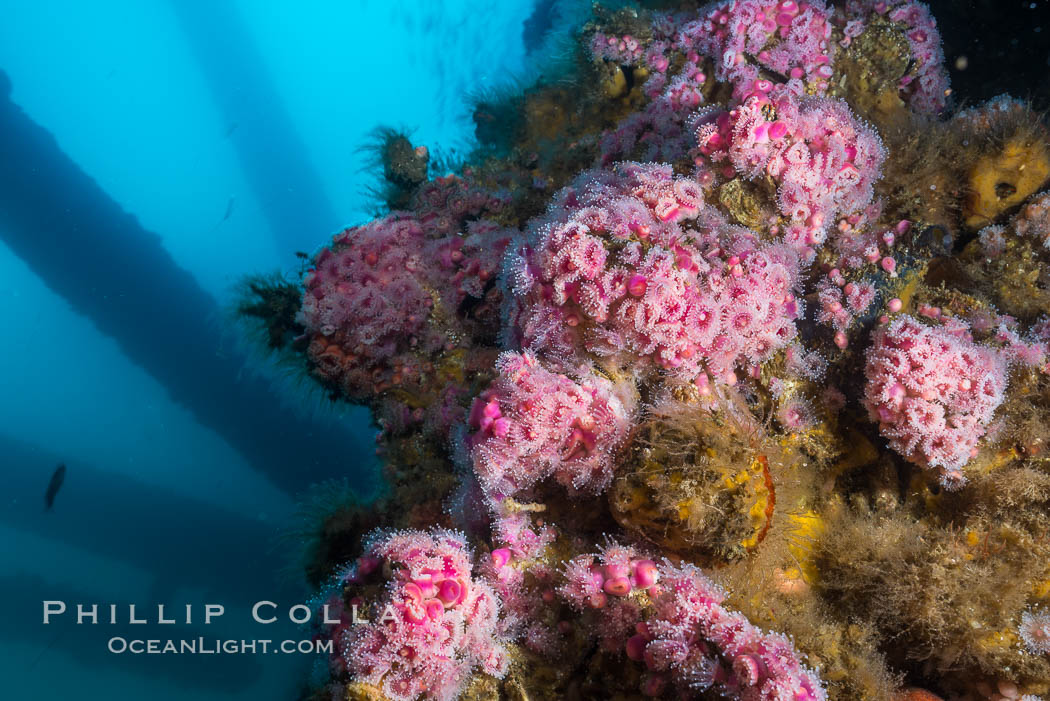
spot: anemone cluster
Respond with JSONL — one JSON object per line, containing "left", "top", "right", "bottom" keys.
{"left": 242, "top": 2, "right": 1050, "bottom": 699}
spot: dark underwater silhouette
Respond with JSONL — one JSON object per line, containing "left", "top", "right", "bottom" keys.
{"left": 0, "top": 70, "right": 374, "bottom": 496}
{"left": 1, "top": 432, "right": 301, "bottom": 604}
{"left": 43, "top": 463, "right": 65, "bottom": 511}
{"left": 169, "top": 0, "right": 341, "bottom": 264}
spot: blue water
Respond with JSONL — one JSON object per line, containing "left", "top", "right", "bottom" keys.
{"left": 0, "top": 1, "right": 534, "bottom": 698}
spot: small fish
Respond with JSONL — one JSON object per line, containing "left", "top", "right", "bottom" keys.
{"left": 223, "top": 121, "right": 239, "bottom": 139}
{"left": 211, "top": 196, "right": 236, "bottom": 231}
{"left": 221, "top": 196, "right": 235, "bottom": 223}
{"left": 44, "top": 463, "right": 66, "bottom": 510}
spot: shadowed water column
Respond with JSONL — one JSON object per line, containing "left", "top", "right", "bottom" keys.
{"left": 0, "top": 70, "right": 372, "bottom": 495}
{"left": 0, "top": 432, "right": 295, "bottom": 603}
{"left": 169, "top": 0, "right": 341, "bottom": 262}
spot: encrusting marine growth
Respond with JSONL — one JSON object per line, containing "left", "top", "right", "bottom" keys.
{"left": 238, "top": 1, "right": 1050, "bottom": 699}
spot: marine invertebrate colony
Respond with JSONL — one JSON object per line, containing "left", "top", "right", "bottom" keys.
{"left": 342, "top": 530, "right": 510, "bottom": 701}
{"left": 240, "top": 2, "right": 1050, "bottom": 699}
{"left": 1021, "top": 610, "right": 1050, "bottom": 657}
{"left": 466, "top": 350, "right": 633, "bottom": 498}
{"left": 559, "top": 542, "right": 826, "bottom": 699}
{"left": 505, "top": 162, "right": 804, "bottom": 385}
{"left": 640, "top": 560, "right": 825, "bottom": 700}
{"left": 863, "top": 315, "right": 1008, "bottom": 487}
{"left": 694, "top": 84, "right": 886, "bottom": 259}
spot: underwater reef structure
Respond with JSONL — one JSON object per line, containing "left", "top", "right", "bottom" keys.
{"left": 0, "top": 70, "right": 370, "bottom": 495}
{"left": 242, "top": 2, "right": 1050, "bottom": 699}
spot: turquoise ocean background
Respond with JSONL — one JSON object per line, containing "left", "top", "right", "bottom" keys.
{"left": 0, "top": 1, "right": 535, "bottom": 698}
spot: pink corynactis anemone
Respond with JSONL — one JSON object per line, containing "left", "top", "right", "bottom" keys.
{"left": 557, "top": 543, "right": 826, "bottom": 700}
{"left": 681, "top": 0, "right": 837, "bottom": 100}
{"left": 343, "top": 529, "right": 510, "bottom": 701}
{"left": 694, "top": 85, "right": 885, "bottom": 261}
{"left": 1020, "top": 609, "right": 1050, "bottom": 656}
{"left": 840, "top": 0, "right": 950, "bottom": 114}
{"left": 466, "top": 350, "right": 633, "bottom": 499}
{"left": 505, "top": 162, "right": 803, "bottom": 387}
{"left": 863, "top": 315, "right": 1008, "bottom": 487}
{"left": 299, "top": 212, "right": 511, "bottom": 400}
